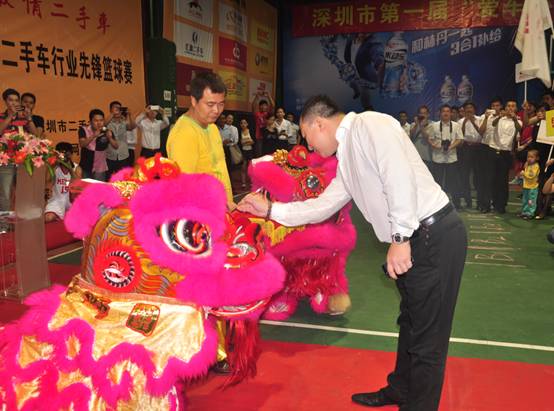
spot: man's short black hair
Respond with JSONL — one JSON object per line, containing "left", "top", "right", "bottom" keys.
{"left": 542, "top": 90, "right": 554, "bottom": 98}
{"left": 55, "top": 142, "right": 73, "bottom": 153}
{"left": 190, "top": 72, "right": 227, "bottom": 101}
{"left": 418, "top": 105, "right": 429, "bottom": 112}
{"left": 300, "top": 95, "right": 342, "bottom": 123}
{"left": 490, "top": 96, "right": 503, "bottom": 105}
{"left": 462, "top": 101, "right": 476, "bottom": 109}
{"left": 440, "top": 104, "right": 451, "bottom": 111}
{"left": 109, "top": 100, "right": 122, "bottom": 110}
{"left": 259, "top": 99, "right": 268, "bottom": 107}
{"left": 399, "top": 110, "right": 407, "bottom": 115}
{"left": 21, "top": 92, "right": 36, "bottom": 103}
{"left": 89, "top": 108, "right": 105, "bottom": 121}
{"left": 2, "top": 88, "right": 19, "bottom": 101}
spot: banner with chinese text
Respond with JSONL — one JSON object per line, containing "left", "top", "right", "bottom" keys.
{"left": 164, "top": 0, "right": 277, "bottom": 112}
{"left": 283, "top": 16, "right": 519, "bottom": 120}
{"left": 0, "top": 0, "right": 146, "bottom": 143}
{"left": 293, "top": 0, "right": 548, "bottom": 37}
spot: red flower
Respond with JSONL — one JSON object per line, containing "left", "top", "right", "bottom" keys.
{"left": 47, "top": 156, "right": 57, "bottom": 166}
{"left": 14, "top": 151, "right": 27, "bottom": 164}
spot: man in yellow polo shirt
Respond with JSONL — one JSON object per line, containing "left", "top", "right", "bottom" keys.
{"left": 166, "top": 71, "right": 233, "bottom": 374}
{"left": 167, "top": 72, "right": 233, "bottom": 206}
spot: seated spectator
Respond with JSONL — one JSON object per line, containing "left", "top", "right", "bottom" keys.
{"left": 262, "top": 114, "right": 279, "bottom": 155}
{"left": 78, "top": 109, "right": 118, "bottom": 182}
{"left": 45, "top": 142, "right": 82, "bottom": 222}
{"left": 21, "top": 92, "right": 44, "bottom": 137}
{"left": 0, "top": 88, "right": 38, "bottom": 136}
{"left": 239, "top": 118, "right": 254, "bottom": 188}
{"left": 135, "top": 105, "right": 169, "bottom": 158}
{"left": 106, "top": 101, "right": 135, "bottom": 178}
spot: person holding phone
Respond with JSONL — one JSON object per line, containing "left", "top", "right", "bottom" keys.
{"left": 78, "top": 109, "right": 118, "bottom": 182}
{"left": 135, "top": 105, "right": 170, "bottom": 159}
{"left": 21, "top": 92, "right": 44, "bottom": 138}
{"left": 0, "top": 88, "right": 38, "bottom": 136}
{"left": 106, "top": 101, "right": 135, "bottom": 177}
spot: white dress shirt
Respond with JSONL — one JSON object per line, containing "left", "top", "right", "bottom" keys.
{"left": 271, "top": 111, "right": 449, "bottom": 242}
{"left": 401, "top": 122, "right": 411, "bottom": 136}
{"left": 490, "top": 116, "right": 521, "bottom": 151}
{"left": 429, "top": 121, "right": 464, "bottom": 164}
{"left": 274, "top": 118, "right": 292, "bottom": 141}
{"left": 288, "top": 122, "right": 300, "bottom": 145}
{"left": 459, "top": 115, "right": 483, "bottom": 143}
{"left": 136, "top": 113, "right": 170, "bottom": 149}
{"left": 481, "top": 113, "right": 499, "bottom": 146}
{"left": 221, "top": 124, "right": 239, "bottom": 145}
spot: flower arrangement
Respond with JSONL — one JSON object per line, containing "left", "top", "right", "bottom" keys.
{"left": 0, "top": 131, "right": 65, "bottom": 177}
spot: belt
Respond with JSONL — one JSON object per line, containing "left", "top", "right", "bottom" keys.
{"left": 419, "top": 203, "right": 454, "bottom": 229}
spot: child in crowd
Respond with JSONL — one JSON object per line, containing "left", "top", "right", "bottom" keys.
{"left": 519, "top": 149, "right": 540, "bottom": 219}
{"left": 45, "top": 142, "right": 81, "bottom": 222}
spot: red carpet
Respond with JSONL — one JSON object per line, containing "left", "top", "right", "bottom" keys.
{"left": 187, "top": 340, "right": 554, "bottom": 411}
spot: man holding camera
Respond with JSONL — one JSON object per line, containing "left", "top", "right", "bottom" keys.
{"left": 409, "top": 105, "right": 434, "bottom": 171}
{"left": 78, "top": 109, "right": 118, "bottom": 182}
{"left": 428, "top": 105, "right": 464, "bottom": 209}
{"left": 0, "top": 88, "right": 38, "bottom": 137}
{"left": 106, "top": 101, "right": 135, "bottom": 177}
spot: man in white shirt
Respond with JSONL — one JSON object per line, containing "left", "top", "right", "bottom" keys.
{"left": 428, "top": 105, "right": 464, "bottom": 209}
{"left": 488, "top": 100, "right": 522, "bottom": 213}
{"left": 286, "top": 112, "right": 301, "bottom": 147}
{"left": 238, "top": 95, "right": 467, "bottom": 411}
{"left": 458, "top": 102, "right": 483, "bottom": 210}
{"left": 135, "top": 106, "right": 170, "bottom": 158}
{"left": 274, "top": 107, "right": 292, "bottom": 146}
{"left": 398, "top": 111, "right": 411, "bottom": 136}
{"left": 477, "top": 97, "right": 503, "bottom": 212}
{"left": 409, "top": 105, "right": 434, "bottom": 171}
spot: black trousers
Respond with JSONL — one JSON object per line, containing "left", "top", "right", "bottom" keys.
{"left": 475, "top": 144, "right": 494, "bottom": 210}
{"left": 458, "top": 144, "right": 480, "bottom": 207}
{"left": 491, "top": 149, "right": 513, "bottom": 212}
{"left": 106, "top": 158, "right": 129, "bottom": 180}
{"left": 431, "top": 162, "right": 461, "bottom": 207}
{"left": 140, "top": 148, "right": 160, "bottom": 159}
{"left": 384, "top": 209, "right": 467, "bottom": 411}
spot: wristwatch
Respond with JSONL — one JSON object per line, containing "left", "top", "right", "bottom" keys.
{"left": 392, "top": 233, "right": 411, "bottom": 244}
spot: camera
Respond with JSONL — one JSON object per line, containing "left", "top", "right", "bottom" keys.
{"left": 149, "top": 105, "right": 160, "bottom": 111}
{"left": 120, "top": 106, "right": 128, "bottom": 116}
{"left": 441, "top": 140, "right": 451, "bottom": 152}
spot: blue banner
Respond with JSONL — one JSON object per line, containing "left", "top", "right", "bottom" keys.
{"left": 283, "top": 20, "right": 519, "bottom": 119}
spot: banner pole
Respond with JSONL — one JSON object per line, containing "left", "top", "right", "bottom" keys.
{"left": 547, "top": 145, "right": 554, "bottom": 172}
{"left": 524, "top": 80, "right": 528, "bottom": 101}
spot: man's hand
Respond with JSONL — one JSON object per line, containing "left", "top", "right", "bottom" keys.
{"left": 237, "top": 193, "right": 269, "bottom": 217}
{"left": 386, "top": 242, "right": 412, "bottom": 280}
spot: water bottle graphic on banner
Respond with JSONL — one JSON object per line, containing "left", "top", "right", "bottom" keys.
{"left": 440, "top": 75, "right": 457, "bottom": 105}
{"left": 457, "top": 75, "right": 473, "bottom": 104}
{"left": 382, "top": 32, "right": 408, "bottom": 98}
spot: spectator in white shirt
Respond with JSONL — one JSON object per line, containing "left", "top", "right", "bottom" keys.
{"left": 398, "top": 111, "right": 411, "bottom": 136}
{"left": 274, "top": 107, "right": 292, "bottom": 150}
{"left": 286, "top": 112, "right": 301, "bottom": 147}
{"left": 135, "top": 105, "right": 170, "bottom": 159}
{"left": 409, "top": 105, "right": 434, "bottom": 171}
{"left": 477, "top": 97, "right": 503, "bottom": 212}
{"left": 428, "top": 105, "right": 464, "bottom": 209}
{"left": 458, "top": 102, "right": 483, "bottom": 210}
{"left": 488, "top": 100, "right": 522, "bottom": 213}
{"left": 238, "top": 95, "right": 467, "bottom": 411}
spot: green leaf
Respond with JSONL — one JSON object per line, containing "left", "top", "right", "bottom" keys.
{"left": 24, "top": 157, "right": 33, "bottom": 176}
{"left": 46, "top": 163, "right": 55, "bottom": 179}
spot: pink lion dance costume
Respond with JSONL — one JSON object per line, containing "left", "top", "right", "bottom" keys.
{"left": 0, "top": 156, "right": 285, "bottom": 410}
{"left": 242, "top": 146, "right": 357, "bottom": 320}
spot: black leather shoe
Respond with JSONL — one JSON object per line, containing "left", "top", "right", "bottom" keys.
{"left": 352, "top": 390, "right": 399, "bottom": 407}
{"left": 211, "top": 360, "right": 231, "bottom": 374}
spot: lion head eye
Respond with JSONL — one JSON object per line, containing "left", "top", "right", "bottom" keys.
{"left": 159, "top": 220, "right": 211, "bottom": 255}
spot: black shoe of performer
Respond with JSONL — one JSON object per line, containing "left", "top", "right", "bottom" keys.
{"left": 351, "top": 390, "right": 400, "bottom": 407}
{"left": 211, "top": 360, "right": 231, "bottom": 375}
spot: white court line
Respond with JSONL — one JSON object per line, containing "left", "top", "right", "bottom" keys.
{"left": 260, "top": 320, "right": 554, "bottom": 352}
{"left": 465, "top": 261, "right": 526, "bottom": 268}
{"left": 47, "top": 246, "right": 83, "bottom": 261}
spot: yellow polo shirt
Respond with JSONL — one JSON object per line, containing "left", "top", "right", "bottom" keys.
{"left": 167, "top": 115, "right": 233, "bottom": 204}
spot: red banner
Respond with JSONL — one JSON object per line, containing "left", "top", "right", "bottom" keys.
{"left": 293, "top": 0, "right": 541, "bottom": 37}
{"left": 218, "top": 37, "right": 247, "bottom": 71}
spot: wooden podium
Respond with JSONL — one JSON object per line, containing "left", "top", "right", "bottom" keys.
{"left": 0, "top": 165, "right": 50, "bottom": 299}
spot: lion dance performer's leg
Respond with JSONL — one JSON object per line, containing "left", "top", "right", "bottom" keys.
{"left": 216, "top": 320, "right": 228, "bottom": 363}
